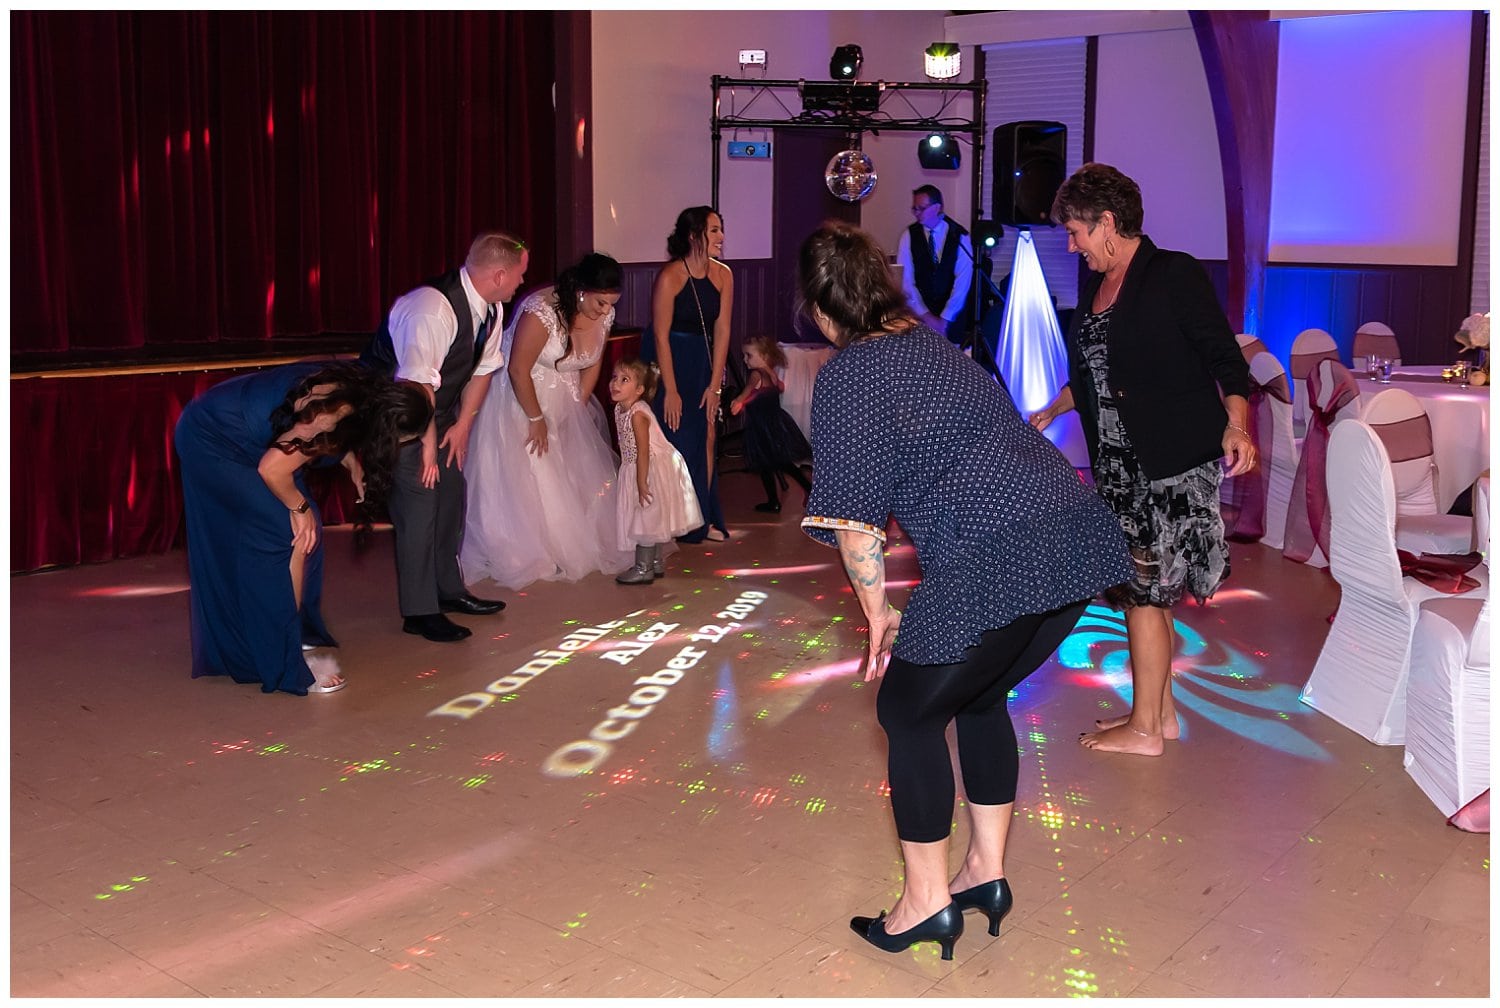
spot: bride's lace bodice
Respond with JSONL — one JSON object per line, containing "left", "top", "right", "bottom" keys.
{"left": 504, "top": 289, "right": 615, "bottom": 404}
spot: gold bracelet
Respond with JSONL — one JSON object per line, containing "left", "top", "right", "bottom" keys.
{"left": 526, "top": 413, "right": 545, "bottom": 423}
{"left": 1226, "top": 424, "right": 1249, "bottom": 438}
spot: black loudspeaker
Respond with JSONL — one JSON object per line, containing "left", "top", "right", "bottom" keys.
{"left": 992, "top": 120, "right": 1066, "bottom": 227}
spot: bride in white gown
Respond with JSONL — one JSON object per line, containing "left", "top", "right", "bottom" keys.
{"left": 461, "top": 253, "right": 634, "bottom": 589}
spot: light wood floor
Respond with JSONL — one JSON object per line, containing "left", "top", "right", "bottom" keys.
{"left": 9, "top": 469, "right": 1490, "bottom": 997}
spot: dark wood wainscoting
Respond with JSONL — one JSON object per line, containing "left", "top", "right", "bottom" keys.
{"left": 1168, "top": 259, "right": 1464, "bottom": 367}
{"left": 614, "top": 259, "right": 783, "bottom": 346}
{"left": 1261, "top": 263, "right": 1466, "bottom": 365}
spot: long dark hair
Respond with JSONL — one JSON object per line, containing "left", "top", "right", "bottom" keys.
{"left": 797, "top": 221, "right": 912, "bottom": 347}
{"left": 554, "top": 252, "right": 622, "bottom": 337}
{"left": 269, "top": 362, "right": 382, "bottom": 456}
{"left": 268, "top": 361, "right": 431, "bottom": 506}
{"left": 355, "top": 380, "right": 431, "bottom": 507}
{"left": 666, "top": 206, "right": 719, "bottom": 261}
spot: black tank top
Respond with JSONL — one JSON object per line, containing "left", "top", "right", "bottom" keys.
{"left": 668, "top": 272, "right": 721, "bottom": 334}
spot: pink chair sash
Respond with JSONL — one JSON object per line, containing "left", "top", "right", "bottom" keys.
{"left": 1398, "top": 549, "right": 1482, "bottom": 594}
{"left": 1239, "top": 337, "right": 1269, "bottom": 365}
{"left": 1369, "top": 414, "right": 1434, "bottom": 464}
{"left": 1222, "top": 374, "right": 1292, "bottom": 542}
{"left": 1353, "top": 331, "right": 1401, "bottom": 363}
{"left": 1261, "top": 373, "right": 1291, "bottom": 404}
{"left": 1283, "top": 361, "right": 1359, "bottom": 563}
{"left": 1290, "top": 349, "right": 1339, "bottom": 380}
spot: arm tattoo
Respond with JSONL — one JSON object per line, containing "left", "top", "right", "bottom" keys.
{"left": 836, "top": 530, "right": 887, "bottom": 617}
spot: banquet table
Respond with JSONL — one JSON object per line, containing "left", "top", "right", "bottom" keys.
{"left": 780, "top": 343, "right": 836, "bottom": 442}
{"left": 1356, "top": 372, "right": 1490, "bottom": 512}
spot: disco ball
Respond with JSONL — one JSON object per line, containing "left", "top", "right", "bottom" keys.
{"left": 824, "top": 149, "right": 877, "bottom": 202}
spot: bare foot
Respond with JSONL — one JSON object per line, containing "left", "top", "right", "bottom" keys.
{"left": 1079, "top": 723, "right": 1164, "bottom": 756}
{"left": 1094, "top": 712, "right": 1180, "bottom": 739}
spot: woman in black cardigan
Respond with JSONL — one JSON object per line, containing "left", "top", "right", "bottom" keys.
{"left": 1031, "top": 163, "right": 1254, "bottom": 756}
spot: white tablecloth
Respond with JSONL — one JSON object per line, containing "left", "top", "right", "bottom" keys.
{"left": 780, "top": 343, "right": 836, "bottom": 442}
{"left": 1356, "top": 375, "right": 1490, "bottom": 512}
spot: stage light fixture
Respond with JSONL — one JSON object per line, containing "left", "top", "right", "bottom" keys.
{"left": 973, "top": 220, "right": 1004, "bottom": 251}
{"left": 924, "top": 42, "right": 961, "bottom": 80}
{"left": 830, "top": 44, "right": 863, "bottom": 81}
{"left": 916, "top": 132, "right": 960, "bottom": 170}
{"left": 801, "top": 81, "right": 880, "bottom": 114}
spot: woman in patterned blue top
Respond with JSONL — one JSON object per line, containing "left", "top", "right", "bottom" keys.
{"left": 798, "top": 222, "right": 1131, "bottom": 961}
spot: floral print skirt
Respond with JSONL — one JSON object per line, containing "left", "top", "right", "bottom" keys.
{"left": 1093, "top": 397, "right": 1229, "bottom": 609}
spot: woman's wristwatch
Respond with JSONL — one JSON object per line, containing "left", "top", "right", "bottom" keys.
{"left": 290, "top": 499, "right": 311, "bottom": 514}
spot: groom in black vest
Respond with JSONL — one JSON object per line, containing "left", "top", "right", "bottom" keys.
{"left": 362, "top": 231, "right": 528, "bottom": 642}
{"left": 897, "top": 184, "right": 975, "bottom": 347}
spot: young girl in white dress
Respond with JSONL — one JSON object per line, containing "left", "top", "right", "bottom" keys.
{"left": 609, "top": 358, "right": 703, "bottom": 584}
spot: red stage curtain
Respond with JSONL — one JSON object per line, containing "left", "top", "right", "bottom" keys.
{"left": 11, "top": 368, "right": 365, "bottom": 573}
{"left": 11, "top": 11, "right": 558, "bottom": 355}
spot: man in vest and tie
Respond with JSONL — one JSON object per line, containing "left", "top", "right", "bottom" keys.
{"left": 362, "top": 231, "right": 528, "bottom": 642}
{"left": 895, "top": 184, "right": 974, "bottom": 347}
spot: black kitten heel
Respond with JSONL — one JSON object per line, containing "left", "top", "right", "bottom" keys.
{"left": 951, "top": 878, "right": 1013, "bottom": 937}
{"left": 850, "top": 902, "right": 963, "bottom": 961}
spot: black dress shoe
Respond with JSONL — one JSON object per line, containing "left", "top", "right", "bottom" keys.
{"left": 850, "top": 902, "right": 963, "bottom": 961}
{"left": 753, "top": 501, "right": 782, "bottom": 513}
{"left": 440, "top": 594, "right": 505, "bottom": 616}
{"left": 951, "top": 878, "right": 1013, "bottom": 937}
{"left": 403, "top": 614, "right": 472, "bottom": 642}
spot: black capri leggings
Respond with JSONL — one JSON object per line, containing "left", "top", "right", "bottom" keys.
{"left": 875, "top": 599, "right": 1090, "bottom": 843}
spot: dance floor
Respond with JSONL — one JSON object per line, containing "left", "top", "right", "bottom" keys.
{"left": 9, "top": 469, "right": 1490, "bottom": 997}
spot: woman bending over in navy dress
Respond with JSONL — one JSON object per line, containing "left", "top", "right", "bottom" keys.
{"left": 175, "top": 361, "right": 430, "bottom": 695}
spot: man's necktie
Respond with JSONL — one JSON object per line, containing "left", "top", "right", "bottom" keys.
{"left": 474, "top": 304, "right": 497, "bottom": 359}
{"left": 928, "top": 228, "right": 939, "bottom": 263}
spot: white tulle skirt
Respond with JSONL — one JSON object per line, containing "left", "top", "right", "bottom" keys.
{"left": 616, "top": 437, "right": 704, "bottom": 548}
{"left": 461, "top": 379, "right": 633, "bottom": 590}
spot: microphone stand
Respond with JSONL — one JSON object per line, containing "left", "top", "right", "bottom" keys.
{"left": 952, "top": 225, "right": 1007, "bottom": 379}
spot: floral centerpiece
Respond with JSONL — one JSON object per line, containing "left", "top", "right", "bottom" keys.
{"left": 1455, "top": 312, "right": 1489, "bottom": 386}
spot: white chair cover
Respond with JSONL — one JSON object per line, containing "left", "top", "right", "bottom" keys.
{"left": 1299, "top": 420, "right": 1463, "bottom": 744}
{"left": 779, "top": 344, "right": 835, "bottom": 443}
{"left": 1364, "top": 387, "right": 1473, "bottom": 555}
{"left": 1474, "top": 473, "right": 1490, "bottom": 556}
{"left": 1404, "top": 594, "right": 1490, "bottom": 816}
{"left": 1351, "top": 321, "right": 1401, "bottom": 372}
{"left": 1235, "top": 333, "right": 1269, "bottom": 365}
{"left": 1289, "top": 328, "right": 1339, "bottom": 435}
{"left": 1250, "top": 351, "right": 1297, "bottom": 549}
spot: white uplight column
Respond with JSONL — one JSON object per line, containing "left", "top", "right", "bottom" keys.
{"left": 994, "top": 229, "right": 1090, "bottom": 468}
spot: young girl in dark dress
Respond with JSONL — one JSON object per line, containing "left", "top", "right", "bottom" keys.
{"left": 729, "top": 334, "right": 812, "bottom": 513}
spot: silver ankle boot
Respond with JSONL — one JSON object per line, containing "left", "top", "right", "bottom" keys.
{"left": 616, "top": 545, "right": 656, "bottom": 584}
{"left": 651, "top": 544, "right": 665, "bottom": 577}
